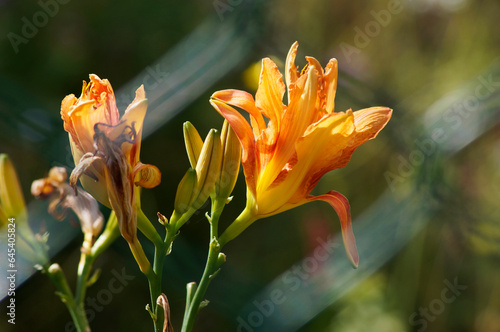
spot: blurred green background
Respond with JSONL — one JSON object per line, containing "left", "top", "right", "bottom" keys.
{"left": 1, "top": 0, "right": 499, "bottom": 331}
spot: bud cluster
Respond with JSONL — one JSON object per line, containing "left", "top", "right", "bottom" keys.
{"left": 173, "top": 121, "right": 241, "bottom": 218}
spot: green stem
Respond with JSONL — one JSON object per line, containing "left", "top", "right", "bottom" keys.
{"left": 91, "top": 211, "right": 120, "bottom": 258}
{"left": 171, "top": 208, "right": 197, "bottom": 234}
{"left": 181, "top": 198, "right": 225, "bottom": 332}
{"left": 144, "top": 209, "right": 188, "bottom": 332}
{"left": 218, "top": 205, "right": 257, "bottom": 247}
{"left": 75, "top": 252, "right": 95, "bottom": 304}
{"left": 137, "top": 209, "right": 163, "bottom": 249}
{"left": 183, "top": 282, "right": 197, "bottom": 320}
{"left": 45, "top": 263, "right": 90, "bottom": 332}
{"left": 74, "top": 211, "right": 120, "bottom": 326}
{"left": 76, "top": 211, "right": 120, "bottom": 305}
{"left": 148, "top": 235, "right": 168, "bottom": 332}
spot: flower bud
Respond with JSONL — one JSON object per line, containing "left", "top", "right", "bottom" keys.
{"left": 174, "top": 168, "right": 197, "bottom": 214}
{"left": 183, "top": 121, "right": 204, "bottom": 170}
{"left": 216, "top": 252, "right": 226, "bottom": 268}
{"left": 191, "top": 129, "right": 222, "bottom": 209}
{"left": 0, "top": 154, "right": 26, "bottom": 222}
{"left": 215, "top": 120, "right": 241, "bottom": 201}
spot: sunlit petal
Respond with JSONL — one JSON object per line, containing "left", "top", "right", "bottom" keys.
{"left": 323, "top": 58, "right": 338, "bottom": 114}
{"left": 210, "top": 98, "right": 258, "bottom": 195}
{"left": 285, "top": 41, "right": 299, "bottom": 101}
{"left": 257, "top": 66, "right": 318, "bottom": 193}
{"left": 255, "top": 58, "right": 285, "bottom": 129}
{"left": 211, "top": 89, "right": 266, "bottom": 134}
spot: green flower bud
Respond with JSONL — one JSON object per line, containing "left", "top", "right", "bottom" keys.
{"left": 0, "top": 154, "right": 26, "bottom": 224}
{"left": 215, "top": 120, "right": 241, "bottom": 201}
{"left": 174, "top": 168, "right": 197, "bottom": 214}
{"left": 191, "top": 129, "right": 222, "bottom": 209}
{"left": 183, "top": 121, "right": 204, "bottom": 170}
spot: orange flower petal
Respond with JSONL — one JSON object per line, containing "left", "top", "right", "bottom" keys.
{"left": 87, "top": 74, "right": 120, "bottom": 126}
{"left": 209, "top": 98, "right": 257, "bottom": 196}
{"left": 133, "top": 162, "right": 161, "bottom": 188}
{"left": 210, "top": 90, "right": 277, "bottom": 178}
{"left": 323, "top": 58, "right": 338, "bottom": 114}
{"left": 257, "top": 66, "right": 318, "bottom": 193}
{"left": 211, "top": 89, "right": 266, "bottom": 135}
{"left": 308, "top": 191, "right": 359, "bottom": 268}
{"left": 61, "top": 94, "right": 78, "bottom": 143}
{"left": 333, "top": 107, "right": 393, "bottom": 170}
{"left": 272, "top": 110, "right": 354, "bottom": 203}
{"left": 285, "top": 41, "right": 299, "bottom": 101}
{"left": 255, "top": 58, "right": 285, "bottom": 129}
{"left": 305, "top": 56, "right": 324, "bottom": 76}
{"left": 68, "top": 101, "right": 103, "bottom": 152}
{"left": 353, "top": 106, "right": 393, "bottom": 137}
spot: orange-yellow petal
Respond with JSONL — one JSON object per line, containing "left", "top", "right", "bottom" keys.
{"left": 353, "top": 107, "right": 393, "bottom": 136}
{"left": 264, "top": 110, "right": 353, "bottom": 207}
{"left": 333, "top": 107, "right": 393, "bottom": 170}
{"left": 257, "top": 66, "right": 318, "bottom": 193}
{"left": 322, "top": 58, "right": 338, "bottom": 114}
{"left": 305, "top": 56, "right": 324, "bottom": 76}
{"left": 61, "top": 75, "right": 120, "bottom": 155}
{"left": 133, "top": 162, "right": 161, "bottom": 188}
{"left": 67, "top": 100, "right": 104, "bottom": 153}
{"left": 211, "top": 89, "right": 266, "bottom": 135}
{"left": 61, "top": 94, "right": 79, "bottom": 145}
{"left": 255, "top": 58, "right": 285, "bottom": 129}
{"left": 308, "top": 191, "right": 359, "bottom": 268}
{"left": 285, "top": 41, "right": 299, "bottom": 101}
{"left": 209, "top": 98, "right": 257, "bottom": 196}
{"left": 87, "top": 74, "right": 120, "bottom": 127}
{"left": 211, "top": 89, "right": 282, "bottom": 177}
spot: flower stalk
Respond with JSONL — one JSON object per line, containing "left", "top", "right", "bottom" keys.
{"left": 180, "top": 197, "right": 226, "bottom": 332}
{"left": 44, "top": 263, "right": 90, "bottom": 332}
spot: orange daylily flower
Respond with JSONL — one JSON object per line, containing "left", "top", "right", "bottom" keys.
{"left": 61, "top": 74, "right": 160, "bottom": 244}
{"left": 210, "top": 42, "right": 392, "bottom": 267}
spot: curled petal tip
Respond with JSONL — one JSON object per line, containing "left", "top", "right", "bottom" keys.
{"left": 134, "top": 163, "right": 161, "bottom": 188}
{"left": 309, "top": 191, "right": 359, "bottom": 268}
{"left": 347, "top": 244, "right": 359, "bottom": 269}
